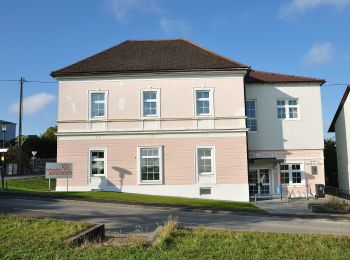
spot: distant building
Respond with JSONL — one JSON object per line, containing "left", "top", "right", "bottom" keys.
{"left": 329, "top": 86, "right": 350, "bottom": 192}
{"left": 0, "top": 120, "right": 16, "bottom": 142}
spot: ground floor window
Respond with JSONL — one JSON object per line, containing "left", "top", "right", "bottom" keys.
{"left": 139, "top": 146, "right": 163, "bottom": 183}
{"left": 280, "top": 164, "right": 303, "bottom": 185}
{"left": 90, "top": 149, "right": 106, "bottom": 176}
{"left": 196, "top": 146, "right": 215, "bottom": 176}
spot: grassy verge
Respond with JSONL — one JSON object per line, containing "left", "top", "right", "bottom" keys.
{"left": 1, "top": 215, "right": 349, "bottom": 259}
{"left": 7, "top": 176, "right": 260, "bottom": 212}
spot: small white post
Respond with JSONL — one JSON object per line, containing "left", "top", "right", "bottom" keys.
{"left": 48, "top": 177, "right": 51, "bottom": 191}
{"left": 66, "top": 178, "right": 68, "bottom": 192}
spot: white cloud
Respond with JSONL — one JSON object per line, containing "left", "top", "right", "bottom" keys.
{"left": 10, "top": 92, "right": 56, "bottom": 116}
{"left": 160, "top": 18, "right": 191, "bottom": 34}
{"left": 106, "top": 0, "right": 162, "bottom": 23}
{"left": 279, "top": 0, "right": 350, "bottom": 19}
{"left": 302, "top": 42, "right": 334, "bottom": 65}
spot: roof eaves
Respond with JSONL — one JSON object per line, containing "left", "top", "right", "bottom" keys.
{"left": 51, "top": 67, "right": 249, "bottom": 78}
{"left": 329, "top": 85, "right": 350, "bottom": 132}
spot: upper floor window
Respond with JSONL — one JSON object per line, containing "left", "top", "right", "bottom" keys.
{"left": 245, "top": 100, "right": 257, "bottom": 132}
{"left": 277, "top": 99, "right": 299, "bottom": 119}
{"left": 90, "top": 92, "right": 106, "bottom": 119}
{"left": 195, "top": 89, "right": 213, "bottom": 116}
{"left": 142, "top": 90, "right": 159, "bottom": 117}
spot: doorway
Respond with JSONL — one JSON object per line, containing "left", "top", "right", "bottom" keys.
{"left": 248, "top": 169, "right": 271, "bottom": 197}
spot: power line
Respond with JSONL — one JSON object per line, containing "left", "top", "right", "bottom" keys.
{"left": 0, "top": 79, "right": 20, "bottom": 82}
{"left": 323, "top": 83, "right": 349, "bottom": 86}
{"left": 25, "top": 80, "right": 57, "bottom": 84}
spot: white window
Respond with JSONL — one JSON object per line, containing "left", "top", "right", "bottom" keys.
{"left": 277, "top": 99, "right": 299, "bottom": 119}
{"left": 195, "top": 89, "right": 213, "bottom": 116}
{"left": 90, "top": 92, "right": 107, "bottom": 119}
{"left": 138, "top": 146, "right": 163, "bottom": 183}
{"left": 142, "top": 90, "right": 159, "bottom": 117}
{"left": 90, "top": 149, "right": 106, "bottom": 176}
{"left": 280, "top": 164, "right": 303, "bottom": 185}
{"left": 245, "top": 100, "right": 257, "bottom": 131}
{"left": 196, "top": 146, "right": 215, "bottom": 176}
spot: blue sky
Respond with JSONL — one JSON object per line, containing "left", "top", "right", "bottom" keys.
{"left": 0, "top": 0, "right": 349, "bottom": 137}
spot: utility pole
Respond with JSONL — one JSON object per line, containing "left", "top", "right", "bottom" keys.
{"left": 18, "top": 77, "right": 24, "bottom": 175}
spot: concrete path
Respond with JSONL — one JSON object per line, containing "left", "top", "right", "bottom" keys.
{"left": 1, "top": 197, "right": 350, "bottom": 235}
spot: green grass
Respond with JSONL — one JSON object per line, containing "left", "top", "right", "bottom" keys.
{"left": 1, "top": 215, "right": 350, "bottom": 259}
{"left": 7, "top": 176, "right": 260, "bottom": 212}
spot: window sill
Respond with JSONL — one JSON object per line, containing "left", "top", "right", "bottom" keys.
{"left": 282, "top": 184, "right": 304, "bottom": 187}
{"left": 139, "top": 181, "right": 163, "bottom": 185}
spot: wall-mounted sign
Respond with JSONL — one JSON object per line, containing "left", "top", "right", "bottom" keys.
{"left": 45, "top": 163, "right": 73, "bottom": 179}
{"left": 305, "top": 160, "right": 322, "bottom": 166}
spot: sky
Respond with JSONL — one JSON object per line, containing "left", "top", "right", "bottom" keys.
{"left": 0, "top": 0, "right": 349, "bottom": 137}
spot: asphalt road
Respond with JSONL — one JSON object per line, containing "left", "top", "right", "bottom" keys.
{"left": 1, "top": 197, "right": 350, "bottom": 235}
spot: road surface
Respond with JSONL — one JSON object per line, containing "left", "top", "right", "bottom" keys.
{"left": 1, "top": 197, "right": 349, "bottom": 235}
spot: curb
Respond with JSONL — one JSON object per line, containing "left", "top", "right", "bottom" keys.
{"left": 67, "top": 224, "right": 105, "bottom": 246}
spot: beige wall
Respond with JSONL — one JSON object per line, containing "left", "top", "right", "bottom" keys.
{"left": 246, "top": 83, "right": 324, "bottom": 151}
{"left": 57, "top": 72, "right": 246, "bottom": 133}
{"left": 56, "top": 135, "right": 249, "bottom": 199}
{"left": 335, "top": 101, "right": 350, "bottom": 191}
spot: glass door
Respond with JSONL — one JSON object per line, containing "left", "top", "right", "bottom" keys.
{"left": 249, "top": 169, "right": 271, "bottom": 196}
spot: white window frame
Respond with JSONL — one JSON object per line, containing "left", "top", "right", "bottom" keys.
{"left": 137, "top": 145, "right": 163, "bottom": 184}
{"left": 195, "top": 145, "right": 216, "bottom": 177}
{"left": 88, "top": 148, "right": 107, "bottom": 177}
{"left": 280, "top": 163, "right": 304, "bottom": 186}
{"left": 245, "top": 99, "right": 258, "bottom": 132}
{"left": 140, "top": 89, "right": 160, "bottom": 118}
{"left": 276, "top": 99, "right": 300, "bottom": 120}
{"left": 194, "top": 88, "right": 214, "bottom": 117}
{"left": 88, "top": 90, "right": 108, "bottom": 120}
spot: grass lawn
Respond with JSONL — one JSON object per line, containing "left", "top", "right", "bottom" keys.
{"left": 7, "top": 176, "right": 260, "bottom": 212}
{"left": 1, "top": 215, "right": 350, "bottom": 259}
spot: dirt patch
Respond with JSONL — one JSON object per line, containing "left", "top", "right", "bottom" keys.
{"left": 81, "top": 231, "right": 151, "bottom": 247}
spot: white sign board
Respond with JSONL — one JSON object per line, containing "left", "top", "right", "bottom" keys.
{"left": 45, "top": 163, "right": 73, "bottom": 178}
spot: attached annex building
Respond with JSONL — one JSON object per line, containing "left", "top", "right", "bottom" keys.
{"left": 329, "top": 86, "right": 350, "bottom": 192}
{"left": 51, "top": 39, "right": 325, "bottom": 202}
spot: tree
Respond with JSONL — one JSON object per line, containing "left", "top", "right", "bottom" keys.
{"left": 21, "top": 126, "right": 57, "bottom": 159}
{"left": 324, "top": 138, "right": 338, "bottom": 187}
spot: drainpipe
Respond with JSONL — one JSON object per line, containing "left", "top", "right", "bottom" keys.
{"left": 243, "top": 69, "right": 251, "bottom": 197}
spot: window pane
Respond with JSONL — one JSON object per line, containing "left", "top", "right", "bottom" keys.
{"left": 143, "top": 91, "right": 157, "bottom": 116}
{"left": 277, "top": 100, "right": 285, "bottom": 106}
{"left": 277, "top": 107, "right": 286, "bottom": 119}
{"left": 292, "top": 171, "right": 301, "bottom": 183}
{"left": 140, "top": 148, "right": 160, "bottom": 181}
{"left": 91, "top": 93, "right": 105, "bottom": 118}
{"left": 280, "top": 165, "right": 289, "bottom": 171}
{"left": 197, "top": 148, "right": 213, "bottom": 174}
{"left": 91, "top": 150, "right": 105, "bottom": 176}
{"left": 288, "top": 100, "right": 297, "bottom": 106}
{"left": 196, "top": 91, "right": 211, "bottom": 115}
{"left": 289, "top": 107, "right": 298, "bottom": 118}
{"left": 281, "top": 172, "right": 289, "bottom": 184}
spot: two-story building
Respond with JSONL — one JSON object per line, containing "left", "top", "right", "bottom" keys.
{"left": 51, "top": 39, "right": 325, "bottom": 202}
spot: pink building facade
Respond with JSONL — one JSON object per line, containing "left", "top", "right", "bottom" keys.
{"left": 51, "top": 39, "right": 325, "bottom": 202}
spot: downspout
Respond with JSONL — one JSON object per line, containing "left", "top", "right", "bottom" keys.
{"left": 243, "top": 69, "right": 252, "bottom": 199}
